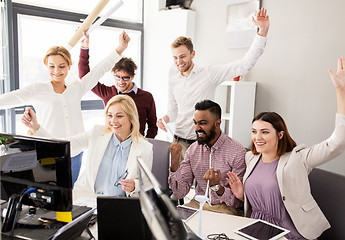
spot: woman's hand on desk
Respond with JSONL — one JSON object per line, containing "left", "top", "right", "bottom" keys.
{"left": 21, "top": 107, "right": 40, "bottom": 134}
{"left": 119, "top": 178, "right": 135, "bottom": 193}
{"left": 226, "top": 172, "right": 244, "bottom": 201}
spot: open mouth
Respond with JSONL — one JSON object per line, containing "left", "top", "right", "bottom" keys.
{"left": 196, "top": 130, "right": 206, "bottom": 138}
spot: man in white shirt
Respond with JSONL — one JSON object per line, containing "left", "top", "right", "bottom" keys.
{"left": 157, "top": 8, "right": 270, "bottom": 162}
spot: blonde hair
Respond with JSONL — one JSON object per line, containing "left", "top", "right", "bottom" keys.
{"left": 43, "top": 46, "right": 72, "bottom": 66}
{"left": 104, "top": 95, "right": 142, "bottom": 143}
{"left": 171, "top": 36, "right": 194, "bottom": 53}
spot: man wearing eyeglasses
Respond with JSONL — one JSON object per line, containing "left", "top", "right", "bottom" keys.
{"left": 78, "top": 31, "right": 158, "bottom": 138}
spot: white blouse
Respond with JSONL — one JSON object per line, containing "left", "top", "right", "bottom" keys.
{"left": 0, "top": 51, "right": 121, "bottom": 156}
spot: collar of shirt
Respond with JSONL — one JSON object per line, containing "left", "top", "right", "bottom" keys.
{"left": 112, "top": 134, "right": 132, "bottom": 149}
{"left": 117, "top": 82, "right": 138, "bottom": 94}
{"left": 201, "top": 131, "right": 226, "bottom": 152}
{"left": 177, "top": 65, "right": 200, "bottom": 79}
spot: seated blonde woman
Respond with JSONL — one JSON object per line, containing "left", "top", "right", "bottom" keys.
{"left": 22, "top": 95, "right": 153, "bottom": 199}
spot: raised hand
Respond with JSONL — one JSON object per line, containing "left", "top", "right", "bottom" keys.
{"left": 328, "top": 57, "right": 345, "bottom": 90}
{"left": 252, "top": 8, "right": 270, "bottom": 37}
{"left": 116, "top": 30, "right": 130, "bottom": 55}
{"left": 21, "top": 107, "right": 40, "bottom": 134}
{"left": 226, "top": 171, "right": 244, "bottom": 201}
{"left": 328, "top": 57, "right": 345, "bottom": 115}
{"left": 81, "top": 31, "right": 89, "bottom": 49}
{"left": 169, "top": 142, "right": 182, "bottom": 172}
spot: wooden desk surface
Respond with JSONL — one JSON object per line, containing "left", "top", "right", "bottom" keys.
{"left": 185, "top": 210, "right": 287, "bottom": 240}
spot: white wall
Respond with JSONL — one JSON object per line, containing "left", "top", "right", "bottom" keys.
{"left": 144, "top": 0, "right": 345, "bottom": 175}
{"left": 143, "top": 2, "right": 196, "bottom": 140}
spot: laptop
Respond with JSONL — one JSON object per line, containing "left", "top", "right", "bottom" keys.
{"left": 97, "top": 196, "right": 152, "bottom": 240}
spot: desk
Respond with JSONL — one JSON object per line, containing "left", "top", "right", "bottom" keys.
{"left": 185, "top": 210, "right": 287, "bottom": 240}
{"left": 82, "top": 211, "right": 288, "bottom": 240}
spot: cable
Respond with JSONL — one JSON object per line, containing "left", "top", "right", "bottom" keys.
{"left": 8, "top": 188, "right": 37, "bottom": 238}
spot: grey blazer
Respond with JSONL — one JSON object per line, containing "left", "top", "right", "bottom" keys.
{"left": 243, "top": 114, "right": 345, "bottom": 240}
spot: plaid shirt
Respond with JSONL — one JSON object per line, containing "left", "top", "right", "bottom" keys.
{"left": 169, "top": 132, "right": 246, "bottom": 208}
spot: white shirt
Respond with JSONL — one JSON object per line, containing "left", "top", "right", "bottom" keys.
{"left": 167, "top": 35, "right": 267, "bottom": 140}
{"left": 0, "top": 51, "right": 121, "bottom": 156}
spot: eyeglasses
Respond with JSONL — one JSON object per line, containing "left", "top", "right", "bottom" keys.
{"left": 207, "top": 233, "right": 233, "bottom": 240}
{"left": 114, "top": 169, "right": 128, "bottom": 186}
{"left": 113, "top": 75, "right": 131, "bottom": 82}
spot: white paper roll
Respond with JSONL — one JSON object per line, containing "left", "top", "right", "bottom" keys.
{"left": 87, "top": 0, "right": 123, "bottom": 35}
{"left": 67, "top": 0, "right": 110, "bottom": 49}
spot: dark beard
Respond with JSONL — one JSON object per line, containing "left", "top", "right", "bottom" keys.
{"left": 196, "top": 124, "right": 216, "bottom": 145}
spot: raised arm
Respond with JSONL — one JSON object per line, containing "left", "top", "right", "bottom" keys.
{"left": 252, "top": 8, "right": 270, "bottom": 37}
{"left": 78, "top": 32, "right": 90, "bottom": 79}
{"left": 116, "top": 30, "right": 130, "bottom": 56}
{"left": 79, "top": 31, "right": 130, "bottom": 95}
{"left": 0, "top": 85, "right": 34, "bottom": 110}
{"left": 328, "top": 57, "right": 345, "bottom": 114}
{"left": 209, "top": 8, "right": 270, "bottom": 86}
{"left": 302, "top": 57, "right": 345, "bottom": 169}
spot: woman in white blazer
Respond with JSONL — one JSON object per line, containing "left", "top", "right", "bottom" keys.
{"left": 22, "top": 94, "right": 153, "bottom": 199}
{"left": 0, "top": 31, "right": 130, "bottom": 185}
{"left": 226, "top": 57, "right": 345, "bottom": 240}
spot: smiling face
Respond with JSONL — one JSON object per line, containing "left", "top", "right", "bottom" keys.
{"left": 193, "top": 109, "right": 221, "bottom": 146}
{"left": 114, "top": 69, "right": 134, "bottom": 93}
{"left": 47, "top": 55, "right": 70, "bottom": 82}
{"left": 251, "top": 120, "right": 283, "bottom": 156}
{"left": 106, "top": 102, "right": 132, "bottom": 141}
{"left": 171, "top": 45, "right": 195, "bottom": 76}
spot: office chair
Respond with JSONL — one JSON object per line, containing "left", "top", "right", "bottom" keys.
{"left": 147, "top": 138, "right": 171, "bottom": 194}
{"left": 309, "top": 168, "right": 345, "bottom": 240}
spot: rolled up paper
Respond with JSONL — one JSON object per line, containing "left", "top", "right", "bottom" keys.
{"left": 87, "top": 0, "right": 123, "bottom": 35}
{"left": 67, "top": 0, "right": 110, "bottom": 49}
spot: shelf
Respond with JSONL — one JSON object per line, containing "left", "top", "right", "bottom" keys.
{"left": 218, "top": 81, "right": 257, "bottom": 148}
{"left": 220, "top": 81, "right": 256, "bottom": 86}
{"left": 221, "top": 113, "right": 231, "bottom": 120}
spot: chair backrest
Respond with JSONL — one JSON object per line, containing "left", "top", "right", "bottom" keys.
{"left": 147, "top": 138, "right": 170, "bottom": 193}
{"left": 309, "top": 168, "right": 345, "bottom": 240}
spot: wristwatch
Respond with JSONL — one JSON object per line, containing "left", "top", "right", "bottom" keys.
{"left": 210, "top": 184, "right": 220, "bottom": 192}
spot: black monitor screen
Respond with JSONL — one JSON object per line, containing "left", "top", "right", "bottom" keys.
{"left": 137, "top": 157, "right": 200, "bottom": 240}
{"left": 0, "top": 133, "right": 72, "bottom": 212}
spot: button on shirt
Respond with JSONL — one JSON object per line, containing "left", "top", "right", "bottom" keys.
{"left": 168, "top": 132, "right": 247, "bottom": 208}
{"left": 167, "top": 35, "right": 267, "bottom": 140}
{"left": 95, "top": 134, "right": 132, "bottom": 196}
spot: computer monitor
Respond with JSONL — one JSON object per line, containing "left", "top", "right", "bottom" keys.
{"left": 137, "top": 157, "right": 200, "bottom": 240}
{"left": 0, "top": 133, "right": 72, "bottom": 231}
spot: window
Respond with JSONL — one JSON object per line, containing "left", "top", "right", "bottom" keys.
{"left": 13, "top": 0, "right": 143, "bottom": 23}
{"left": 1, "top": 0, "right": 143, "bottom": 134}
